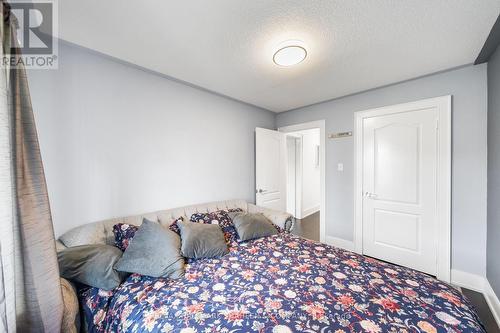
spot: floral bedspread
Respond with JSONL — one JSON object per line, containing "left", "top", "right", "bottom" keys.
{"left": 80, "top": 234, "right": 485, "bottom": 333}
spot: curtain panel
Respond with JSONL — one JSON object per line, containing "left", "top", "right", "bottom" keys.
{"left": 0, "top": 2, "right": 63, "bottom": 332}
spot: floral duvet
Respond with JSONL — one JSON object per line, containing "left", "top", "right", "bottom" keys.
{"left": 80, "top": 234, "right": 485, "bottom": 333}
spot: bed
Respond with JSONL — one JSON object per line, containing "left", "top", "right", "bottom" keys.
{"left": 78, "top": 233, "right": 484, "bottom": 332}
{"left": 57, "top": 200, "right": 485, "bottom": 332}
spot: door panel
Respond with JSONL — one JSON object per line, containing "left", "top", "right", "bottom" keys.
{"left": 374, "top": 124, "right": 419, "bottom": 204}
{"left": 373, "top": 209, "right": 420, "bottom": 251}
{"left": 255, "top": 128, "right": 286, "bottom": 211}
{"left": 362, "top": 108, "right": 437, "bottom": 275}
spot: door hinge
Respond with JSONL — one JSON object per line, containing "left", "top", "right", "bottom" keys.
{"left": 435, "top": 119, "right": 439, "bottom": 131}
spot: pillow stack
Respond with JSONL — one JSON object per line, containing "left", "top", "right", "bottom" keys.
{"left": 58, "top": 209, "right": 279, "bottom": 290}
{"left": 114, "top": 219, "right": 185, "bottom": 279}
{"left": 113, "top": 216, "right": 183, "bottom": 251}
{"left": 58, "top": 218, "right": 186, "bottom": 290}
{"left": 189, "top": 210, "right": 239, "bottom": 244}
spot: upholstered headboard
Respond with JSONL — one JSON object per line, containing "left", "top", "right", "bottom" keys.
{"left": 56, "top": 199, "right": 293, "bottom": 250}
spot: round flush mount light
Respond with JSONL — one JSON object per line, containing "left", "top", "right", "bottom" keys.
{"left": 273, "top": 42, "right": 307, "bottom": 67}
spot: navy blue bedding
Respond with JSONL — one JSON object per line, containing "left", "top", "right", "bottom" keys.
{"left": 79, "top": 234, "right": 485, "bottom": 332}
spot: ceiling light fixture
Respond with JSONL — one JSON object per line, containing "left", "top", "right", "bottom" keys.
{"left": 273, "top": 41, "right": 307, "bottom": 67}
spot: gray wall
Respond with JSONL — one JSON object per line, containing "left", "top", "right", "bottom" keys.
{"left": 276, "top": 65, "right": 488, "bottom": 276}
{"left": 28, "top": 41, "right": 489, "bottom": 277}
{"left": 488, "top": 46, "right": 500, "bottom": 296}
{"left": 28, "top": 42, "right": 275, "bottom": 237}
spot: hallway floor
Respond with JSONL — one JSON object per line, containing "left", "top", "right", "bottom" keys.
{"left": 291, "top": 211, "right": 320, "bottom": 241}
{"left": 291, "top": 211, "right": 499, "bottom": 332}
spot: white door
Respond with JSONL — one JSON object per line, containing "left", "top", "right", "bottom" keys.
{"left": 256, "top": 127, "right": 286, "bottom": 211}
{"left": 362, "top": 108, "right": 438, "bottom": 275}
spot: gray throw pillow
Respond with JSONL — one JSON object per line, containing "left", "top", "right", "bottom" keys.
{"left": 177, "top": 220, "right": 229, "bottom": 259}
{"left": 229, "top": 212, "right": 278, "bottom": 241}
{"left": 58, "top": 244, "right": 126, "bottom": 290}
{"left": 115, "top": 218, "right": 184, "bottom": 279}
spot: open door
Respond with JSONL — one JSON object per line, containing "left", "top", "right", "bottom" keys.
{"left": 255, "top": 127, "right": 286, "bottom": 211}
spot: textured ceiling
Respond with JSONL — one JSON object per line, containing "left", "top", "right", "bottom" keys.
{"left": 59, "top": 1, "right": 500, "bottom": 112}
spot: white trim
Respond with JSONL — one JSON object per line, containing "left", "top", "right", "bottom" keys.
{"left": 354, "top": 96, "right": 452, "bottom": 282}
{"left": 325, "top": 236, "right": 355, "bottom": 251}
{"left": 279, "top": 120, "right": 326, "bottom": 243}
{"left": 302, "top": 205, "right": 320, "bottom": 218}
{"left": 295, "top": 137, "right": 303, "bottom": 218}
{"left": 449, "top": 270, "right": 500, "bottom": 329}
{"left": 285, "top": 135, "right": 302, "bottom": 218}
{"left": 485, "top": 280, "right": 500, "bottom": 328}
{"left": 451, "top": 269, "right": 485, "bottom": 293}
{"left": 354, "top": 112, "right": 364, "bottom": 254}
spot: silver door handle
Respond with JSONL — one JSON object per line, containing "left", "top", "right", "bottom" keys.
{"left": 257, "top": 189, "right": 267, "bottom": 194}
{"left": 364, "top": 192, "right": 377, "bottom": 198}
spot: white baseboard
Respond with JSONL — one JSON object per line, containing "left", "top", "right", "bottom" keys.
{"left": 450, "top": 269, "right": 500, "bottom": 329}
{"left": 484, "top": 280, "right": 500, "bottom": 328}
{"left": 325, "top": 236, "right": 355, "bottom": 251}
{"left": 301, "top": 205, "right": 320, "bottom": 218}
{"left": 450, "top": 269, "right": 485, "bottom": 293}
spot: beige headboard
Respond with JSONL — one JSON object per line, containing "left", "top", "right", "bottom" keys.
{"left": 56, "top": 199, "right": 293, "bottom": 250}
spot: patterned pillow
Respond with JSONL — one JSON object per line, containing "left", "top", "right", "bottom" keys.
{"left": 189, "top": 209, "right": 243, "bottom": 244}
{"left": 190, "top": 210, "right": 233, "bottom": 227}
{"left": 274, "top": 224, "right": 285, "bottom": 234}
{"left": 167, "top": 217, "right": 183, "bottom": 235}
{"left": 113, "top": 223, "right": 139, "bottom": 251}
{"left": 113, "top": 217, "right": 184, "bottom": 251}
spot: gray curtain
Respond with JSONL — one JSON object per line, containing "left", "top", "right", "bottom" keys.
{"left": 0, "top": 2, "right": 63, "bottom": 332}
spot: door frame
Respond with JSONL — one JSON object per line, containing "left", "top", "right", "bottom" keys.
{"left": 354, "top": 96, "right": 452, "bottom": 282}
{"left": 278, "top": 120, "right": 326, "bottom": 243}
{"left": 285, "top": 134, "right": 302, "bottom": 218}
